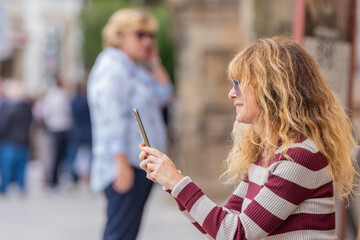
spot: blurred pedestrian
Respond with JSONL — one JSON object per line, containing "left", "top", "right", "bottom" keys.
{"left": 43, "top": 78, "right": 72, "bottom": 189}
{"left": 32, "top": 92, "right": 53, "bottom": 184}
{"left": 68, "top": 81, "right": 92, "bottom": 183}
{"left": 0, "top": 81, "right": 8, "bottom": 186}
{"left": 0, "top": 80, "right": 32, "bottom": 195}
{"left": 87, "top": 8, "right": 173, "bottom": 240}
{"left": 0, "top": 81, "right": 7, "bottom": 111}
{"left": 139, "top": 37, "right": 358, "bottom": 239}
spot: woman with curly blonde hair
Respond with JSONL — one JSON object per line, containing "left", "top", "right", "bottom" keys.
{"left": 139, "top": 36, "right": 358, "bottom": 239}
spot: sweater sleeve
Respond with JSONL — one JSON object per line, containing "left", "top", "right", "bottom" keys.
{"left": 171, "top": 176, "right": 247, "bottom": 239}
{"left": 223, "top": 178, "right": 248, "bottom": 213}
{"left": 165, "top": 189, "right": 212, "bottom": 239}
{"left": 171, "top": 153, "right": 330, "bottom": 240}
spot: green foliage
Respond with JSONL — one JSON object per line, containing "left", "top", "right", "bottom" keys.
{"left": 150, "top": 4, "right": 175, "bottom": 81}
{"left": 81, "top": 0, "right": 135, "bottom": 69}
{"left": 81, "top": 0, "right": 175, "bottom": 82}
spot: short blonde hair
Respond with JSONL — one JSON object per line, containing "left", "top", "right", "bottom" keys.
{"left": 225, "top": 36, "right": 358, "bottom": 199}
{"left": 102, "top": 8, "right": 157, "bottom": 48}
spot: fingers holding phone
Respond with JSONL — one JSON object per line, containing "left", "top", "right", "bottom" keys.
{"left": 134, "top": 109, "right": 183, "bottom": 189}
{"left": 139, "top": 142, "right": 148, "bottom": 161}
{"left": 139, "top": 145, "right": 184, "bottom": 190}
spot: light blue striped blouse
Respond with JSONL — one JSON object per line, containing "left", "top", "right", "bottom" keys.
{"left": 87, "top": 47, "right": 173, "bottom": 192}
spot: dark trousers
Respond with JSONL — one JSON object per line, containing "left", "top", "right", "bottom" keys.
{"left": 0, "top": 143, "right": 29, "bottom": 193}
{"left": 50, "top": 131, "right": 68, "bottom": 187}
{"left": 103, "top": 167, "right": 153, "bottom": 240}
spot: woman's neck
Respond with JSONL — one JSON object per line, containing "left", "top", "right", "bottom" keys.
{"left": 253, "top": 121, "right": 280, "bottom": 148}
{"left": 253, "top": 121, "right": 266, "bottom": 141}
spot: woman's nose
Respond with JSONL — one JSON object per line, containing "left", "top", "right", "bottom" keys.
{"left": 228, "top": 87, "right": 236, "bottom": 100}
{"left": 141, "top": 36, "right": 153, "bottom": 46}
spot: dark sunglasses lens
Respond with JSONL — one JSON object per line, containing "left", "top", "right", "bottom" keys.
{"left": 233, "top": 80, "right": 240, "bottom": 97}
{"left": 136, "top": 32, "right": 145, "bottom": 39}
{"left": 136, "top": 31, "right": 155, "bottom": 40}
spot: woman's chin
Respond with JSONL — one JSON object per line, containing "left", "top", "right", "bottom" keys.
{"left": 236, "top": 115, "right": 251, "bottom": 124}
{"left": 236, "top": 116, "right": 245, "bottom": 124}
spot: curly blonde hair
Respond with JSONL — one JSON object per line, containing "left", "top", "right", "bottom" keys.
{"left": 225, "top": 36, "right": 358, "bottom": 199}
{"left": 102, "top": 8, "right": 157, "bottom": 49}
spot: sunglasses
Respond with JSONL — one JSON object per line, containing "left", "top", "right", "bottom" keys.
{"left": 135, "top": 31, "right": 156, "bottom": 40}
{"left": 233, "top": 79, "right": 241, "bottom": 97}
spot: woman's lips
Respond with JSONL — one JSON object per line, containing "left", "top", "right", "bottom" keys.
{"left": 235, "top": 103, "right": 243, "bottom": 113}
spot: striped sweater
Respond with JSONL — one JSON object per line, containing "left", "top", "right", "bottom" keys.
{"left": 169, "top": 138, "right": 336, "bottom": 239}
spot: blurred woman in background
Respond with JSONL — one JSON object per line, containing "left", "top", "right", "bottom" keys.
{"left": 87, "top": 8, "right": 173, "bottom": 240}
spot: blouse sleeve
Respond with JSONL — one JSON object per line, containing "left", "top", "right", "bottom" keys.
{"left": 146, "top": 71, "right": 173, "bottom": 106}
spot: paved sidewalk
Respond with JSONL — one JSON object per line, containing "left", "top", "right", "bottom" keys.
{"left": 1, "top": 161, "right": 359, "bottom": 240}
{"left": 0, "top": 161, "right": 204, "bottom": 240}
{"left": 138, "top": 186, "right": 204, "bottom": 240}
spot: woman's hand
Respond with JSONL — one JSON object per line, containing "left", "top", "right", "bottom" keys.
{"left": 113, "top": 154, "right": 134, "bottom": 194}
{"left": 145, "top": 42, "right": 159, "bottom": 66}
{"left": 139, "top": 143, "right": 184, "bottom": 190}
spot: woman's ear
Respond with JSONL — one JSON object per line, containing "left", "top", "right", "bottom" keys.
{"left": 112, "top": 31, "right": 123, "bottom": 49}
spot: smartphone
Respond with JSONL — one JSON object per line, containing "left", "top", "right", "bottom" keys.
{"left": 132, "top": 108, "right": 151, "bottom": 147}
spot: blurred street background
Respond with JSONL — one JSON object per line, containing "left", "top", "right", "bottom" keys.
{"left": 0, "top": 161, "right": 205, "bottom": 240}
{"left": 0, "top": 0, "right": 360, "bottom": 239}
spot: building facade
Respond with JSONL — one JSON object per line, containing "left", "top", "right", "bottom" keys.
{"left": 0, "top": 0, "right": 84, "bottom": 97}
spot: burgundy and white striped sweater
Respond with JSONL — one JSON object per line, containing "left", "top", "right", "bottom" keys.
{"left": 169, "top": 138, "right": 336, "bottom": 239}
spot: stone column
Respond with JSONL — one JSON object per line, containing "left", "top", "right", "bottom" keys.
{"left": 168, "top": 0, "right": 242, "bottom": 199}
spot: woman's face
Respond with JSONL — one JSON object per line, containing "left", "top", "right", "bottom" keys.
{"left": 120, "top": 29, "right": 155, "bottom": 61}
{"left": 228, "top": 80, "right": 261, "bottom": 125}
